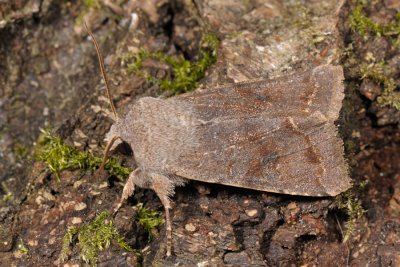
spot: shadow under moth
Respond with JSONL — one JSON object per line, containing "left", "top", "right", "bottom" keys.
{"left": 84, "top": 23, "right": 351, "bottom": 256}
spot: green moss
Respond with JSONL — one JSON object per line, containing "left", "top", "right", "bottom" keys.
{"left": 336, "top": 190, "right": 366, "bottom": 243}
{"left": 349, "top": 0, "right": 400, "bottom": 39}
{"left": 377, "top": 91, "right": 400, "bottom": 110}
{"left": 76, "top": 0, "right": 101, "bottom": 25}
{"left": 347, "top": 1, "right": 400, "bottom": 111}
{"left": 358, "top": 179, "right": 369, "bottom": 191}
{"left": 135, "top": 203, "right": 164, "bottom": 240}
{"left": 1, "top": 192, "right": 13, "bottom": 204}
{"left": 360, "top": 62, "right": 400, "bottom": 110}
{"left": 14, "top": 143, "right": 30, "bottom": 160}
{"left": 17, "top": 238, "right": 28, "bottom": 255}
{"left": 61, "top": 211, "right": 133, "bottom": 266}
{"left": 289, "top": 2, "right": 311, "bottom": 28}
{"left": 36, "top": 129, "right": 130, "bottom": 181}
{"left": 83, "top": 0, "right": 100, "bottom": 9}
{"left": 346, "top": 2, "right": 400, "bottom": 111}
{"left": 126, "top": 32, "right": 218, "bottom": 95}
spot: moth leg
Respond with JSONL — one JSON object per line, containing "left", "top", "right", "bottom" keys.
{"left": 150, "top": 174, "right": 175, "bottom": 257}
{"left": 113, "top": 168, "right": 139, "bottom": 214}
{"left": 161, "top": 195, "right": 172, "bottom": 257}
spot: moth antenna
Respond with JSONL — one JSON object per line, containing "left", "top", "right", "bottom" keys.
{"left": 96, "top": 135, "right": 121, "bottom": 175}
{"left": 83, "top": 20, "right": 119, "bottom": 120}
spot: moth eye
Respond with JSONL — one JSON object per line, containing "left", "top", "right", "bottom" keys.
{"left": 116, "top": 141, "right": 133, "bottom": 156}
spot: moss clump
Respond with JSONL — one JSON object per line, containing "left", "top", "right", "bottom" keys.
{"left": 61, "top": 211, "right": 133, "bottom": 266}
{"left": 17, "top": 238, "right": 28, "bottom": 255}
{"left": 83, "top": 0, "right": 100, "bottom": 9}
{"left": 14, "top": 143, "right": 30, "bottom": 160}
{"left": 75, "top": 0, "right": 101, "bottom": 25}
{"left": 135, "top": 203, "right": 164, "bottom": 240}
{"left": 36, "top": 129, "right": 130, "bottom": 181}
{"left": 349, "top": 0, "right": 400, "bottom": 39}
{"left": 336, "top": 190, "right": 366, "bottom": 243}
{"left": 126, "top": 33, "right": 218, "bottom": 95}
{"left": 360, "top": 62, "right": 400, "bottom": 110}
{"left": 1, "top": 192, "right": 13, "bottom": 205}
{"left": 289, "top": 2, "right": 311, "bottom": 28}
{"left": 347, "top": 1, "right": 400, "bottom": 110}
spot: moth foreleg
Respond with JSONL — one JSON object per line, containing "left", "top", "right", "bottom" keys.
{"left": 113, "top": 168, "right": 139, "bottom": 214}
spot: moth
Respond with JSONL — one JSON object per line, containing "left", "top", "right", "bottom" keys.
{"left": 84, "top": 23, "right": 351, "bottom": 256}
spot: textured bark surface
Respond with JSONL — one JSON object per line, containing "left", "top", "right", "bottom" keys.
{"left": 0, "top": 0, "right": 399, "bottom": 266}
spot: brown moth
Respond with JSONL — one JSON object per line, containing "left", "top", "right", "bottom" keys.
{"left": 84, "top": 23, "right": 351, "bottom": 257}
